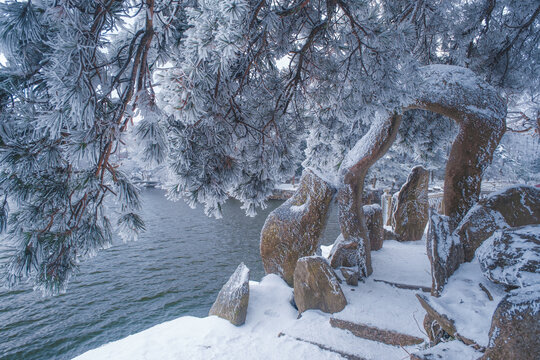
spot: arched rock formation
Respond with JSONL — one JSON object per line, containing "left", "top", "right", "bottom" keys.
{"left": 338, "top": 65, "right": 506, "bottom": 276}
{"left": 260, "top": 65, "right": 506, "bottom": 282}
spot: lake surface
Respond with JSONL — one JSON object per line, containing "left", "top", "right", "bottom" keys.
{"left": 0, "top": 188, "right": 340, "bottom": 360}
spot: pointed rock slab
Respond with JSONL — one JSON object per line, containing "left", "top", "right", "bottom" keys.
{"left": 416, "top": 294, "right": 482, "bottom": 350}
{"left": 363, "top": 204, "right": 384, "bottom": 251}
{"left": 260, "top": 170, "right": 335, "bottom": 286}
{"left": 455, "top": 185, "right": 540, "bottom": 262}
{"left": 209, "top": 263, "right": 250, "bottom": 326}
{"left": 393, "top": 166, "right": 429, "bottom": 241}
{"left": 426, "top": 210, "right": 464, "bottom": 296}
{"left": 294, "top": 256, "right": 347, "bottom": 314}
{"left": 476, "top": 225, "right": 540, "bottom": 288}
{"left": 416, "top": 294, "right": 457, "bottom": 336}
{"left": 482, "top": 285, "right": 540, "bottom": 360}
{"left": 423, "top": 312, "right": 448, "bottom": 345}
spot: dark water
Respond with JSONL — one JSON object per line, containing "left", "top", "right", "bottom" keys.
{"left": 0, "top": 188, "right": 340, "bottom": 360}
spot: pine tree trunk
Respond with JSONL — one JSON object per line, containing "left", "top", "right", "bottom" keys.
{"left": 337, "top": 114, "right": 402, "bottom": 276}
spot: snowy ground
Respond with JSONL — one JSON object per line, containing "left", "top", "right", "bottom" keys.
{"left": 421, "top": 259, "right": 506, "bottom": 346}
{"left": 74, "top": 240, "right": 487, "bottom": 360}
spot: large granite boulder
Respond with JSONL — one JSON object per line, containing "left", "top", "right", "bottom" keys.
{"left": 426, "top": 210, "right": 464, "bottom": 296}
{"left": 476, "top": 225, "right": 540, "bottom": 288}
{"left": 455, "top": 185, "right": 540, "bottom": 262}
{"left": 482, "top": 285, "right": 540, "bottom": 360}
{"left": 393, "top": 166, "right": 430, "bottom": 241}
{"left": 260, "top": 170, "right": 335, "bottom": 286}
{"left": 364, "top": 204, "right": 384, "bottom": 251}
{"left": 328, "top": 234, "right": 361, "bottom": 268}
{"left": 209, "top": 263, "right": 250, "bottom": 326}
{"left": 293, "top": 256, "right": 347, "bottom": 314}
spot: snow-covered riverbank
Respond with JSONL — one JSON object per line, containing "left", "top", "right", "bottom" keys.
{"left": 74, "top": 241, "right": 439, "bottom": 360}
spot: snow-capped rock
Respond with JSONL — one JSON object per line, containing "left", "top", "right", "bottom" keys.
{"left": 393, "top": 165, "right": 430, "bottom": 242}
{"left": 476, "top": 225, "right": 540, "bottom": 288}
{"left": 293, "top": 256, "right": 347, "bottom": 314}
{"left": 209, "top": 263, "right": 250, "bottom": 326}
{"left": 455, "top": 185, "right": 540, "bottom": 262}
{"left": 328, "top": 234, "right": 362, "bottom": 269}
{"left": 426, "top": 210, "right": 464, "bottom": 296}
{"left": 364, "top": 204, "right": 384, "bottom": 251}
{"left": 260, "top": 170, "right": 335, "bottom": 286}
{"left": 483, "top": 285, "right": 540, "bottom": 360}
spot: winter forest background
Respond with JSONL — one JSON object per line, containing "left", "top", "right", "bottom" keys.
{"left": 0, "top": 0, "right": 538, "bottom": 294}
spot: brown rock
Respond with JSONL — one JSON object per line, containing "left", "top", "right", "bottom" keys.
{"left": 423, "top": 313, "right": 448, "bottom": 345}
{"left": 329, "top": 235, "right": 361, "bottom": 268}
{"left": 209, "top": 263, "right": 250, "bottom": 326}
{"left": 416, "top": 294, "right": 481, "bottom": 349}
{"left": 383, "top": 227, "right": 397, "bottom": 240}
{"left": 329, "top": 318, "right": 424, "bottom": 346}
{"left": 293, "top": 256, "right": 347, "bottom": 314}
{"left": 364, "top": 204, "right": 384, "bottom": 251}
{"left": 483, "top": 186, "right": 540, "bottom": 226}
{"left": 426, "top": 210, "right": 464, "bottom": 296}
{"left": 416, "top": 294, "right": 457, "bottom": 336}
{"left": 482, "top": 285, "right": 540, "bottom": 360}
{"left": 455, "top": 185, "right": 540, "bottom": 262}
{"left": 260, "top": 170, "right": 335, "bottom": 286}
{"left": 340, "top": 267, "right": 359, "bottom": 286}
{"left": 476, "top": 225, "right": 540, "bottom": 288}
{"left": 393, "top": 166, "right": 430, "bottom": 241}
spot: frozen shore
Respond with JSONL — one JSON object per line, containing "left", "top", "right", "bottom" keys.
{"left": 74, "top": 241, "right": 440, "bottom": 360}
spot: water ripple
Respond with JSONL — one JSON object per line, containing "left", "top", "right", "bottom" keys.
{"left": 0, "top": 189, "right": 341, "bottom": 360}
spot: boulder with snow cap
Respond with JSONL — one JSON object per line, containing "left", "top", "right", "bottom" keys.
{"left": 328, "top": 234, "right": 361, "bottom": 269}
{"left": 260, "top": 170, "right": 335, "bottom": 286}
{"left": 209, "top": 263, "right": 250, "bottom": 326}
{"left": 455, "top": 185, "right": 540, "bottom": 262}
{"left": 481, "top": 285, "right": 540, "bottom": 360}
{"left": 476, "top": 225, "right": 540, "bottom": 288}
{"left": 426, "top": 210, "right": 464, "bottom": 296}
{"left": 364, "top": 204, "right": 384, "bottom": 251}
{"left": 293, "top": 256, "right": 347, "bottom": 314}
{"left": 393, "top": 166, "right": 430, "bottom": 241}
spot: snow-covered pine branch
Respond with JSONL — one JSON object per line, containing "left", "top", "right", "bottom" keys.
{"left": 0, "top": 0, "right": 538, "bottom": 293}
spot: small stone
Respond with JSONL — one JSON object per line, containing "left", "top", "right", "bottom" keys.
{"left": 393, "top": 166, "right": 430, "bottom": 241}
{"left": 293, "top": 256, "right": 347, "bottom": 314}
{"left": 482, "top": 285, "right": 540, "bottom": 360}
{"left": 383, "top": 227, "right": 397, "bottom": 240}
{"left": 329, "top": 235, "right": 361, "bottom": 268}
{"left": 423, "top": 313, "right": 450, "bottom": 345}
{"left": 209, "top": 263, "right": 250, "bottom": 326}
{"left": 476, "top": 225, "right": 540, "bottom": 288}
{"left": 340, "top": 267, "right": 359, "bottom": 286}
